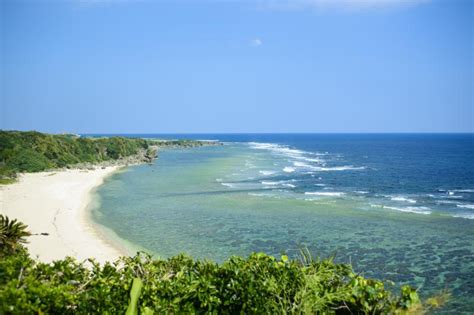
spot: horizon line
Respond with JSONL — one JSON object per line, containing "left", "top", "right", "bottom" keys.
{"left": 79, "top": 131, "right": 474, "bottom": 135}
{"left": 2, "top": 129, "right": 473, "bottom": 135}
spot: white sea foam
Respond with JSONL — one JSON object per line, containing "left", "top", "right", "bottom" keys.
{"left": 248, "top": 142, "right": 276, "bottom": 150}
{"left": 436, "top": 200, "right": 458, "bottom": 205}
{"left": 248, "top": 142, "right": 328, "bottom": 167}
{"left": 451, "top": 213, "right": 474, "bottom": 219}
{"left": 382, "top": 206, "right": 431, "bottom": 215}
{"left": 299, "top": 165, "right": 365, "bottom": 172}
{"left": 261, "top": 180, "right": 296, "bottom": 188}
{"left": 293, "top": 161, "right": 312, "bottom": 168}
{"left": 221, "top": 183, "right": 235, "bottom": 188}
{"left": 215, "top": 178, "right": 223, "bottom": 182}
{"left": 259, "top": 170, "right": 276, "bottom": 176}
{"left": 248, "top": 193, "right": 271, "bottom": 197}
{"left": 283, "top": 167, "right": 295, "bottom": 173}
{"left": 438, "top": 191, "right": 463, "bottom": 199}
{"left": 457, "top": 204, "right": 474, "bottom": 210}
{"left": 316, "top": 166, "right": 365, "bottom": 171}
{"left": 354, "top": 191, "right": 369, "bottom": 194}
{"left": 304, "top": 192, "right": 345, "bottom": 197}
{"left": 244, "top": 160, "right": 256, "bottom": 168}
{"left": 248, "top": 142, "right": 365, "bottom": 174}
{"left": 453, "top": 189, "right": 474, "bottom": 193}
{"left": 290, "top": 161, "right": 365, "bottom": 172}
{"left": 248, "top": 142, "right": 305, "bottom": 158}
{"left": 315, "top": 183, "right": 326, "bottom": 187}
{"left": 261, "top": 181, "right": 279, "bottom": 186}
{"left": 390, "top": 196, "right": 417, "bottom": 203}
{"left": 292, "top": 155, "right": 324, "bottom": 163}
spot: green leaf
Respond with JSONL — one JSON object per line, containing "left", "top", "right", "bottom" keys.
{"left": 125, "top": 278, "right": 144, "bottom": 315}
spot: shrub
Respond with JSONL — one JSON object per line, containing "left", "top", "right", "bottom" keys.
{"left": 6, "top": 148, "right": 53, "bottom": 172}
{"left": 0, "top": 251, "right": 426, "bottom": 314}
{"left": 0, "top": 216, "right": 448, "bottom": 314}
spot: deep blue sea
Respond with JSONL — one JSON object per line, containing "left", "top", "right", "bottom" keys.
{"left": 87, "top": 134, "right": 474, "bottom": 312}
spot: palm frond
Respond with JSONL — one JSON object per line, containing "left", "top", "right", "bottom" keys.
{"left": 0, "top": 214, "right": 31, "bottom": 254}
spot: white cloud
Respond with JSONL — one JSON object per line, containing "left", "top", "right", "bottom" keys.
{"left": 258, "top": 0, "right": 431, "bottom": 11}
{"left": 251, "top": 38, "right": 263, "bottom": 46}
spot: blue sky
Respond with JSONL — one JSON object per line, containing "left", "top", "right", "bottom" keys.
{"left": 1, "top": 0, "right": 472, "bottom": 133}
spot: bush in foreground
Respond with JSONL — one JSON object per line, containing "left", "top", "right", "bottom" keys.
{"left": 0, "top": 216, "right": 444, "bottom": 314}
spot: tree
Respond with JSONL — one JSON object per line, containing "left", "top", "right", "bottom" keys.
{"left": 0, "top": 215, "right": 31, "bottom": 255}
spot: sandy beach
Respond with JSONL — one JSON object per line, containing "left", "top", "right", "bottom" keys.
{"left": 0, "top": 167, "right": 124, "bottom": 263}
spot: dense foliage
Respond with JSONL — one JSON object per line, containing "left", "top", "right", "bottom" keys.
{"left": 0, "top": 215, "right": 31, "bottom": 256}
{"left": 0, "top": 130, "right": 151, "bottom": 180}
{"left": 0, "top": 216, "right": 438, "bottom": 314}
{"left": 0, "top": 130, "right": 218, "bottom": 183}
{"left": 0, "top": 251, "right": 426, "bottom": 314}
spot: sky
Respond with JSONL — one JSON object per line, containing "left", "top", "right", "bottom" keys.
{"left": 0, "top": 0, "right": 472, "bottom": 133}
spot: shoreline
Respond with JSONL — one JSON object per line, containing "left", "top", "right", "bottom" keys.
{"left": 0, "top": 167, "right": 126, "bottom": 263}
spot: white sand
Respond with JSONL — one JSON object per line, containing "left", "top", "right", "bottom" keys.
{"left": 0, "top": 167, "right": 124, "bottom": 263}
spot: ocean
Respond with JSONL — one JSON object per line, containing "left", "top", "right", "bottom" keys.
{"left": 88, "top": 134, "right": 474, "bottom": 312}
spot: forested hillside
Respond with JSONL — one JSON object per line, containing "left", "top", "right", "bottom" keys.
{"left": 0, "top": 131, "right": 151, "bottom": 181}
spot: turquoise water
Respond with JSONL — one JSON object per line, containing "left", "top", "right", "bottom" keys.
{"left": 91, "top": 134, "right": 474, "bottom": 312}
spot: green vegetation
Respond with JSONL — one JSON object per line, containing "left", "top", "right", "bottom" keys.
{"left": 0, "top": 130, "right": 150, "bottom": 180}
{"left": 0, "top": 130, "right": 215, "bottom": 183}
{"left": 0, "top": 177, "right": 16, "bottom": 185}
{"left": 0, "top": 216, "right": 446, "bottom": 314}
{"left": 0, "top": 215, "right": 31, "bottom": 255}
{"left": 0, "top": 133, "right": 447, "bottom": 313}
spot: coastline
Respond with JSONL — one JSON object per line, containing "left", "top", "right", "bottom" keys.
{"left": 0, "top": 166, "right": 125, "bottom": 263}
